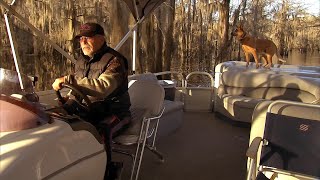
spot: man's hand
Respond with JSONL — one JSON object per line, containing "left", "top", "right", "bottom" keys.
{"left": 58, "top": 95, "right": 69, "bottom": 106}
{"left": 52, "top": 77, "right": 65, "bottom": 91}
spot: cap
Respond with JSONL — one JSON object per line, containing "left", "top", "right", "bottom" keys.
{"left": 75, "top": 23, "right": 105, "bottom": 39}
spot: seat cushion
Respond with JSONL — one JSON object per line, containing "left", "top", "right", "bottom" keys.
{"left": 112, "top": 108, "right": 146, "bottom": 145}
{"left": 163, "top": 100, "right": 184, "bottom": 114}
{"left": 157, "top": 100, "right": 184, "bottom": 138}
{"left": 216, "top": 94, "right": 264, "bottom": 123}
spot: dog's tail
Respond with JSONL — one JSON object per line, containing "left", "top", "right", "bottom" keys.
{"left": 276, "top": 47, "right": 286, "bottom": 64}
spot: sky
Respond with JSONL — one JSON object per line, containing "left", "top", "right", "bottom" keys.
{"left": 296, "top": 0, "right": 320, "bottom": 15}
{"left": 230, "top": 0, "right": 320, "bottom": 16}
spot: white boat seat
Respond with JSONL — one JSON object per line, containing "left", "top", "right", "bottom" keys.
{"left": 112, "top": 80, "right": 165, "bottom": 180}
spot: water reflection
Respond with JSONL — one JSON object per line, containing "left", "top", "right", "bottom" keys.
{"left": 286, "top": 49, "right": 320, "bottom": 66}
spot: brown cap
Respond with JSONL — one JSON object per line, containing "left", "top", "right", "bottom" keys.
{"left": 75, "top": 23, "right": 105, "bottom": 39}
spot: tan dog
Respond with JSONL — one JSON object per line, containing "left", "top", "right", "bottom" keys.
{"left": 232, "top": 25, "right": 284, "bottom": 69}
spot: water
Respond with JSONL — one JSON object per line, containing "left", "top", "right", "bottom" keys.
{"left": 286, "top": 49, "right": 320, "bottom": 66}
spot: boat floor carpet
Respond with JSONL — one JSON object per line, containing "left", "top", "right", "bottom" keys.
{"left": 113, "top": 112, "right": 250, "bottom": 180}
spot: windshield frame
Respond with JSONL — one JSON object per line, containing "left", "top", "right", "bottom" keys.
{"left": 0, "top": 68, "right": 35, "bottom": 96}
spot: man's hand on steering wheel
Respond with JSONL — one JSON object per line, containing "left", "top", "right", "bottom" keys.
{"left": 52, "top": 76, "right": 69, "bottom": 105}
{"left": 52, "top": 77, "right": 65, "bottom": 91}
{"left": 53, "top": 80, "right": 92, "bottom": 116}
{"left": 58, "top": 96, "right": 69, "bottom": 106}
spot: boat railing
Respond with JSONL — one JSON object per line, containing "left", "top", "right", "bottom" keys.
{"left": 153, "top": 71, "right": 215, "bottom": 112}
{"left": 183, "top": 71, "right": 215, "bottom": 112}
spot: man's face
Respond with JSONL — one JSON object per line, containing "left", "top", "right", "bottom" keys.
{"left": 79, "top": 35, "right": 105, "bottom": 57}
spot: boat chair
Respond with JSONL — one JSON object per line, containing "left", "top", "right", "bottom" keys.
{"left": 246, "top": 100, "right": 320, "bottom": 180}
{"left": 112, "top": 80, "right": 165, "bottom": 180}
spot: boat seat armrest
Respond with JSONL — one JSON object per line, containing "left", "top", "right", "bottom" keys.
{"left": 246, "top": 137, "right": 262, "bottom": 159}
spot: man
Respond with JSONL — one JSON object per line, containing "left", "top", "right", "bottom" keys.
{"left": 52, "top": 22, "right": 131, "bottom": 179}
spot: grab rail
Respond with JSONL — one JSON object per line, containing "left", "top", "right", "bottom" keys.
{"left": 185, "top": 71, "right": 214, "bottom": 88}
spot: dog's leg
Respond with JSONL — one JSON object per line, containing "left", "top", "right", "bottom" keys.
{"left": 244, "top": 52, "right": 250, "bottom": 68}
{"left": 252, "top": 52, "right": 260, "bottom": 68}
{"left": 261, "top": 54, "right": 268, "bottom": 67}
{"left": 264, "top": 54, "right": 273, "bottom": 69}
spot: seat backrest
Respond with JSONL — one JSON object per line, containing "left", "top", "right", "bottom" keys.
{"left": 219, "top": 70, "right": 320, "bottom": 104}
{"left": 128, "top": 80, "right": 165, "bottom": 117}
{"left": 121, "top": 80, "right": 164, "bottom": 135}
{"left": 128, "top": 73, "right": 158, "bottom": 83}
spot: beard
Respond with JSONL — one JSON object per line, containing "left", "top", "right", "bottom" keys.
{"left": 82, "top": 46, "right": 93, "bottom": 57}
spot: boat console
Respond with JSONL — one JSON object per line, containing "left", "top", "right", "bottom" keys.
{"left": 0, "top": 68, "right": 106, "bottom": 179}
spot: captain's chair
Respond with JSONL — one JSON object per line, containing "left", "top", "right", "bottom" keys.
{"left": 246, "top": 100, "right": 320, "bottom": 180}
{"left": 113, "top": 80, "right": 165, "bottom": 180}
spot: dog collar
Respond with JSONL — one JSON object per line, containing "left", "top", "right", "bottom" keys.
{"left": 240, "top": 32, "right": 247, "bottom": 41}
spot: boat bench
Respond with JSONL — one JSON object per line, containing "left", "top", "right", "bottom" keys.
{"left": 128, "top": 73, "right": 184, "bottom": 138}
{"left": 214, "top": 62, "right": 320, "bottom": 123}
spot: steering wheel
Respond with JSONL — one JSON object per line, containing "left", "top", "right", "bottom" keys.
{"left": 55, "top": 83, "right": 92, "bottom": 110}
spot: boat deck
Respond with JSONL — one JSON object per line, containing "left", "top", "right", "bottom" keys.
{"left": 115, "top": 112, "right": 250, "bottom": 180}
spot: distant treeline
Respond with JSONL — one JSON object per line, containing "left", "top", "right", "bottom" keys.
{"left": 0, "top": 0, "right": 319, "bottom": 91}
